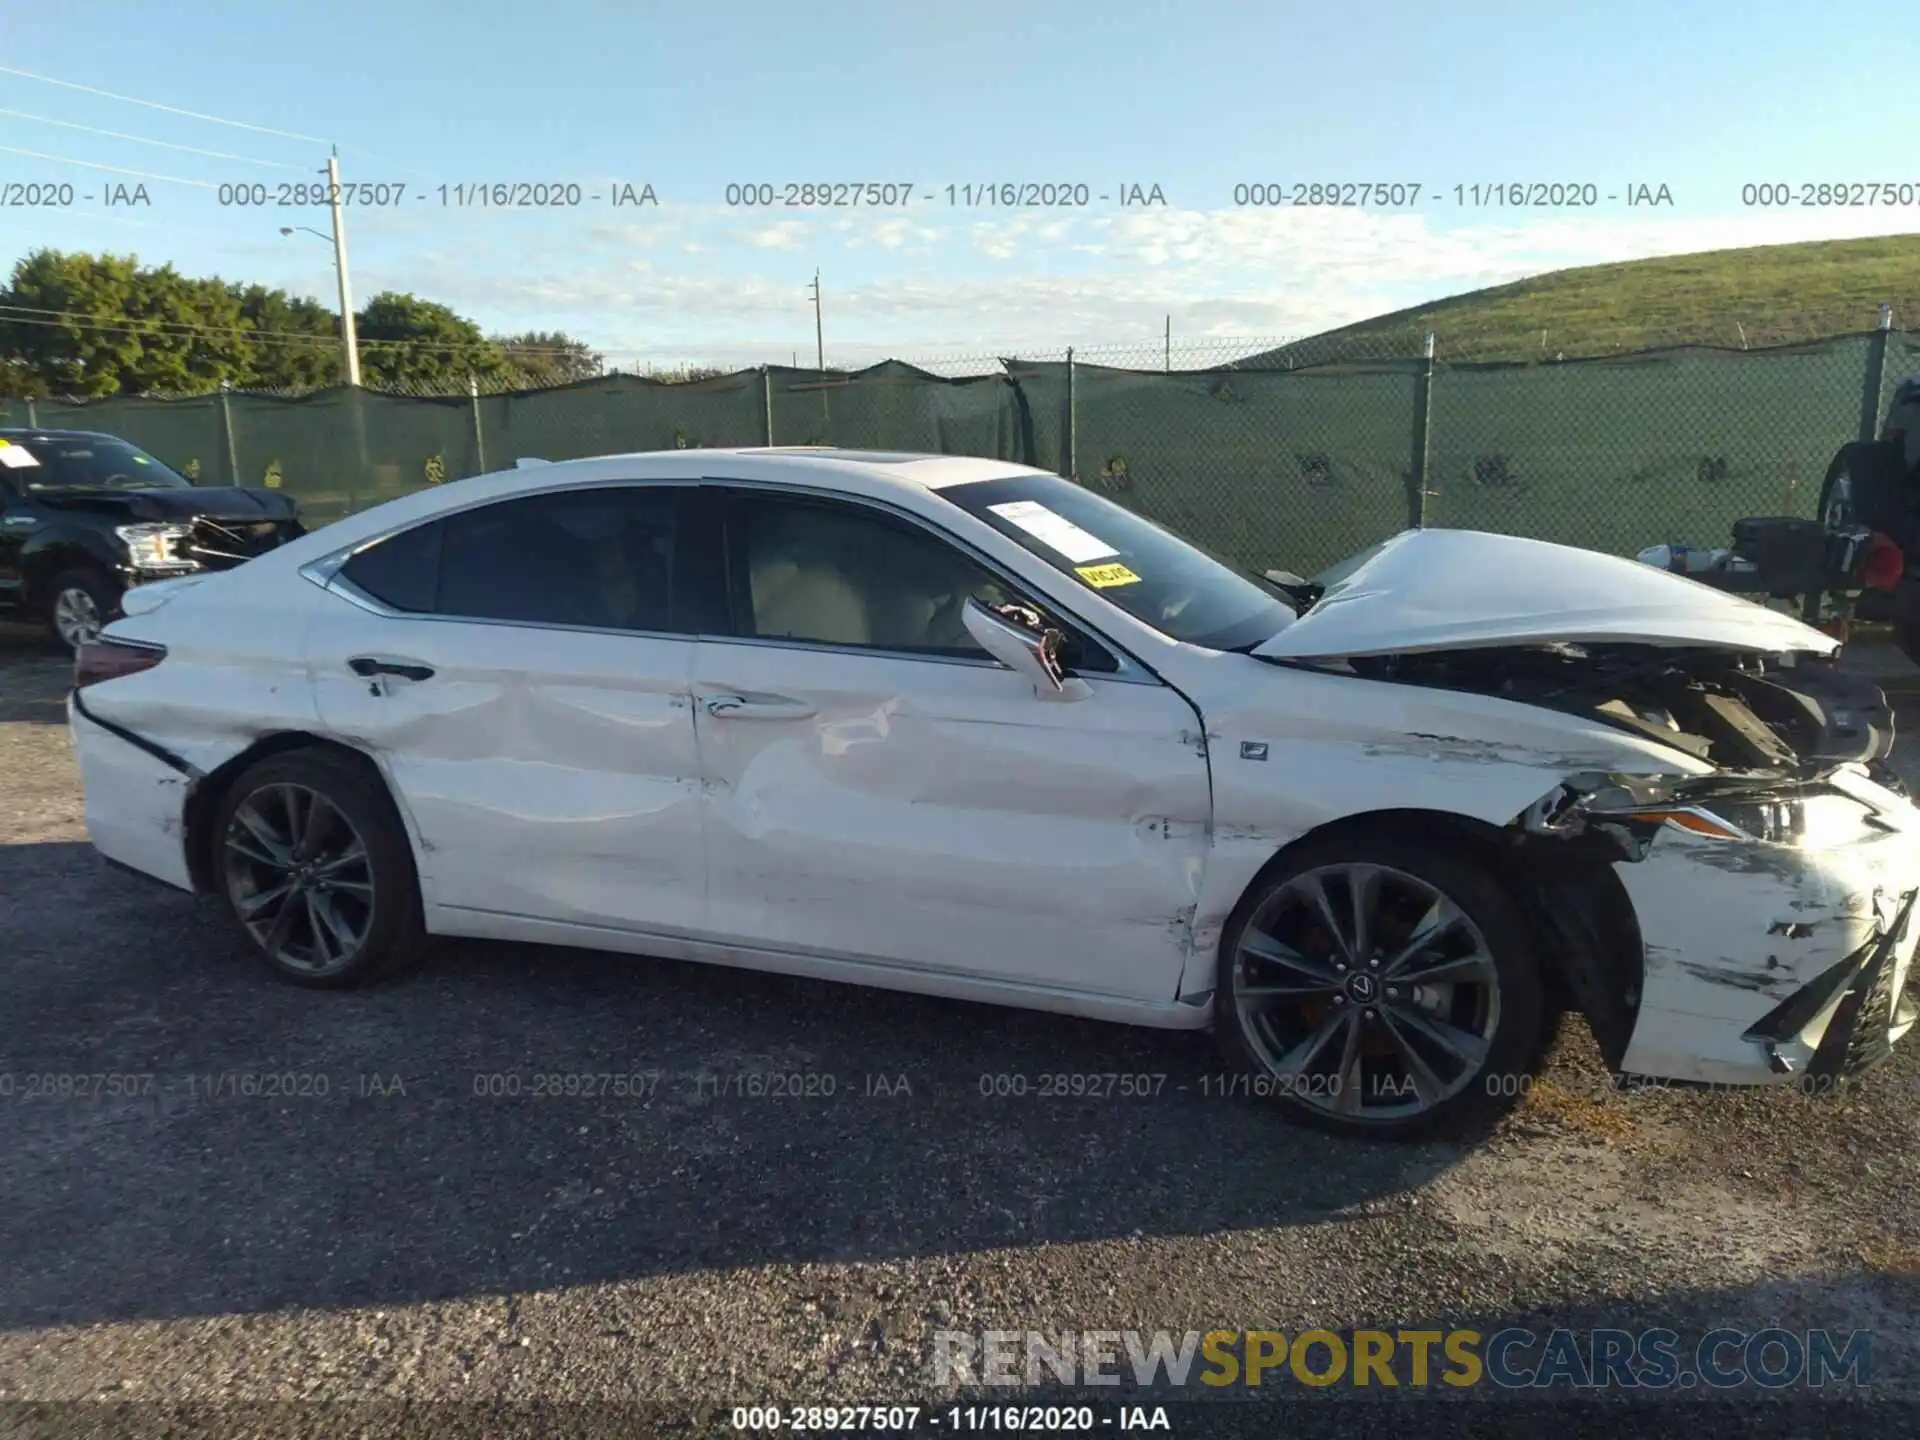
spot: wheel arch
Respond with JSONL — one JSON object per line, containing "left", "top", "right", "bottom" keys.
{"left": 1208, "top": 806, "right": 1645, "bottom": 1065}
{"left": 183, "top": 731, "right": 410, "bottom": 895}
{"left": 22, "top": 533, "right": 122, "bottom": 613}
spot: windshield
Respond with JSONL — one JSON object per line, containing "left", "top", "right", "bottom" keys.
{"left": 941, "top": 473, "right": 1294, "bottom": 651}
{"left": 0, "top": 435, "right": 193, "bottom": 491}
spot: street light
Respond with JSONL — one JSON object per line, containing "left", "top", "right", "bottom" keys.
{"left": 273, "top": 151, "right": 362, "bottom": 388}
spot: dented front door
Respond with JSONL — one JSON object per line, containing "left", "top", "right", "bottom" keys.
{"left": 691, "top": 640, "right": 1213, "bottom": 1001}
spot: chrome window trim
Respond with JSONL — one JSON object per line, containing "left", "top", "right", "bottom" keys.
{"left": 706, "top": 476, "right": 1160, "bottom": 686}
{"left": 296, "top": 472, "right": 1163, "bottom": 685}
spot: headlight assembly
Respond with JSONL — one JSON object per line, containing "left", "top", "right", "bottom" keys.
{"left": 115, "top": 522, "right": 198, "bottom": 570}
{"left": 1522, "top": 771, "right": 1814, "bottom": 854}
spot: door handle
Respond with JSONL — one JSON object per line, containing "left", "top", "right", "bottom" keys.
{"left": 703, "top": 692, "right": 816, "bottom": 720}
{"left": 348, "top": 656, "right": 435, "bottom": 682}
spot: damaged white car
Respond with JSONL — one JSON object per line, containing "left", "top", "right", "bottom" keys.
{"left": 68, "top": 450, "right": 1920, "bottom": 1138}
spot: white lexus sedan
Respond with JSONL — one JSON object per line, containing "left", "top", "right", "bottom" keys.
{"left": 68, "top": 448, "right": 1920, "bottom": 1138}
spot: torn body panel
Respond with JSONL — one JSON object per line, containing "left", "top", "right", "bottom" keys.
{"left": 68, "top": 582, "right": 330, "bottom": 889}
{"left": 1170, "top": 647, "right": 1707, "bottom": 1003}
{"left": 1610, "top": 773, "right": 1920, "bottom": 1083}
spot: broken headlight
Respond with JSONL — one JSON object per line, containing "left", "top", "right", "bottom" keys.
{"left": 1523, "top": 771, "right": 1811, "bottom": 855}
{"left": 115, "top": 522, "right": 199, "bottom": 571}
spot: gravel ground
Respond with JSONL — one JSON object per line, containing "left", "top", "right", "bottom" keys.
{"left": 1, "top": 624, "right": 1917, "bottom": 1438}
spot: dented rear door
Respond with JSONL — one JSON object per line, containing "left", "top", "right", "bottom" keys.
{"left": 306, "top": 482, "right": 711, "bottom": 935}
{"left": 694, "top": 485, "right": 1212, "bottom": 1002}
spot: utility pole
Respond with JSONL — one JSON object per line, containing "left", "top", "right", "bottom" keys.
{"left": 807, "top": 269, "right": 825, "bottom": 372}
{"left": 806, "top": 269, "right": 827, "bottom": 436}
{"left": 326, "top": 149, "right": 361, "bottom": 386}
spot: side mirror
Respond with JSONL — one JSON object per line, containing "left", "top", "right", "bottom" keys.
{"left": 962, "top": 597, "right": 1092, "bottom": 702}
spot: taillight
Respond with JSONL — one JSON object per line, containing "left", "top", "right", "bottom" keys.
{"left": 1861, "top": 532, "right": 1904, "bottom": 591}
{"left": 73, "top": 638, "right": 168, "bottom": 689}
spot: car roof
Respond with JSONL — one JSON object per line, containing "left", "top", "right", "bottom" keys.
{"left": 0, "top": 428, "right": 120, "bottom": 441}
{"left": 566, "top": 446, "right": 1042, "bottom": 490}
{"left": 479, "top": 447, "right": 1049, "bottom": 502}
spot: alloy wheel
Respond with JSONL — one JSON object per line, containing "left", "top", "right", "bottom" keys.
{"left": 1230, "top": 862, "right": 1502, "bottom": 1122}
{"left": 1823, "top": 467, "right": 1854, "bottom": 530}
{"left": 222, "top": 783, "right": 377, "bottom": 975}
{"left": 53, "top": 587, "right": 103, "bottom": 649}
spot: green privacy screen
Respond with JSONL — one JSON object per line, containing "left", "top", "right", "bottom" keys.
{"left": 1009, "top": 359, "right": 1423, "bottom": 576}
{"left": 2, "top": 332, "right": 1911, "bottom": 577}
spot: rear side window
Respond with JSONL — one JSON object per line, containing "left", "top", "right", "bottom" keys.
{"left": 337, "top": 486, "right": 711, "bottom": 633}
{"left": 339, "top": 520, "right": 443, "bottom": 613}
{"left": 437, "top": 488, "right": 686, "bottom": 630}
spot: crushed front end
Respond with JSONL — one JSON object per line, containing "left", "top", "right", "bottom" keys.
{"left": 1524, "top": 761, "right": 1920, "bottom": 1086}
{"left": 1355, "top": 640, "right": 1920, "bottom": 1087}
{"left": 116, "top": 513, "right": 306, "bottom": 589}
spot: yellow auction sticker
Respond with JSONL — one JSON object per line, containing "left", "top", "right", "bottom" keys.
{"left": 1076, "top": 561, "right": 1141, "bottom": 588}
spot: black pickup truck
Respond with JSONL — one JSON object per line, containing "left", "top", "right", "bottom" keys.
{"left": 0, "top": 428, "right": 305, "bottom": 652}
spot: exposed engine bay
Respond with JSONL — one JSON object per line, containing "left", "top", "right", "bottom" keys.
{"left": 1345, "top": 643, "right": 1897, "bottom": 781}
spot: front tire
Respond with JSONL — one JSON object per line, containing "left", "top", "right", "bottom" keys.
{"left": 1213, "top": 829, "right": 1545, "bottom": 1141}
{"left": 212, "top": 750, "right": 425, "bottom": 987}
{"left": 45, "top": 566, "right": 120, "bottom": 653}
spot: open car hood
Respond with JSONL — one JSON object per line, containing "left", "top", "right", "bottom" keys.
{"left": 1252, "top": 528, "right": 1839, "bottom": 661}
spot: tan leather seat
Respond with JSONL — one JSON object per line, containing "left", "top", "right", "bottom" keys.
{"left": 750, "top": 554, "right": 871, "bottom": 645}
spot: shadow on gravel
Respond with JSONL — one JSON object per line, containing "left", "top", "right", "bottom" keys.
{"left": 0, "top": 650, "right": 68, "bottom": 725}
{"left": 0, "top": 839, "right": 1456, "bottom": 1330}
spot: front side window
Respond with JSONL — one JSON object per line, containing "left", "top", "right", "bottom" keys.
{"left": 337, "top": 485, "right": 696, "bottom": 633}
{"left": 724, "top": 492, "right": 1115, "bottom": 670}
{"left": 939, "top": 473, "right": 1294, "bottom": 652}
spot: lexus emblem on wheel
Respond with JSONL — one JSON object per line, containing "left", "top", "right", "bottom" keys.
{"left": 1347, "top": 973, "right": 1378, "bottom": 1004}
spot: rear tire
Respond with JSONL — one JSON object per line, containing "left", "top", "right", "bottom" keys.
{"left": 44, "top": 566, "right": 120, "bottom": 654}
{"left": 1213, "top": 828, "right": 1545, "bottom": 1141}
{"left": 1820, "top": 441, "right": 1913, "bottom": 548}
{"left": 211, "top": 749, "right": 426, "bottom": 988}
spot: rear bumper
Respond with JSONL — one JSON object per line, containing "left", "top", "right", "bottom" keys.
{"left": 68, "top": 695, "right": 195, "bottom": 892}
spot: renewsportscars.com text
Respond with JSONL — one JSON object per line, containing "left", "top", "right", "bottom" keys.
{"left": 932, "top": 1326, "right": 1871, "bottom": 1391}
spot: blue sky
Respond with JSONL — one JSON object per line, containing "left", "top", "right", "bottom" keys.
{"left": 1, "top": 1, "right": 1914, "bottom": 367}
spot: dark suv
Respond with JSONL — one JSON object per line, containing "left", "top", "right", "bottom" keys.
{"left": 0, "top": 428, "right": 305, "bottom": 651}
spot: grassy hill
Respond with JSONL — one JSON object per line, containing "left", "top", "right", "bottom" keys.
{"left": 1242, "top": 233, "right": 1920, "bottom": 367}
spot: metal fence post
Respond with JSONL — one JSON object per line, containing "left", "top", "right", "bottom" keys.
{"left": 468, "top": 375, "right": 488, "bottom": 474}
{"left": 218, "top": 380, "right": 240, "bottom": 486}
{"left": 762, "top": 365, "right": 774, "bottom": 446}
{"left": 1407, "top": 333, "right": 1435, "bottom": 528}
{"left": 24, "top": 396, "right": 36, "bottom": 429}
{"left": 1859, "top": 304, "right": 1895, "bottom": 441}
{"left": 1064, "top": 346, "right": 1077, "bottom": 480}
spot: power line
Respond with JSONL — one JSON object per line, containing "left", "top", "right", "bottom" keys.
{"left": 0, "top": 144, "right": 214, "bottom": 187}
{"left": 0, "top": 64, "right": 326, "bottom": 143}
{"left": 0, "top": 107, "right": 298, "bottom": 168}
{"left": 0, "top": 304, "right": 612, "bottom": 357}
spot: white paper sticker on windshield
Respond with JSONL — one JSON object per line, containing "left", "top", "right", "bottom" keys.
{"left": 988, "top": 500, "right": 1117, "bottom": 564}
{"left": 0, "top": 443, "right": 40, "bottom": 469}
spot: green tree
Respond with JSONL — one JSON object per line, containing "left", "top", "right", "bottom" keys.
{"left": 124, "top": 264, "right": 255, "bottom": 393}
{"left": 0, "top": 250, "right": 260, "bottom": 395}
{"left": 356, "top": 292, "right": 508, "bottom": 390}
{"left": 233, "top": 284, "right": 342, "bottom": 389}
{"left": 495, "top": 330, "right": 604, "bottom": 389}
{"left": 0, "top": 249, "right": 145, "bottom": 396}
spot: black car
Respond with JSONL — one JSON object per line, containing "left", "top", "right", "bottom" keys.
{"left": 0, "top": 429, "right": 305, "bottom": 651}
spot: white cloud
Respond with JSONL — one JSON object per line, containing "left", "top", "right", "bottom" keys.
{"left": 353, "top": 202, "right": 1919, "bottom": 364}
{"left": 743, "top": 221, "right": 808, "bottom": 250}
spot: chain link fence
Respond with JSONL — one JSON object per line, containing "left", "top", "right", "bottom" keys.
{"left": 0, "top": 314, "right": 1908, "bottom": 573}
